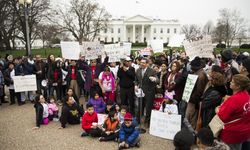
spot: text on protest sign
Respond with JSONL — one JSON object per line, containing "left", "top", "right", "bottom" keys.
{"left": 168, "top": 34, "right": 185, "bottom": 47}
{"left": 81, "top": 41, "right": 103, "bottom": 60}
{"left": 150, "top": 40, "right": 164, "bottom": 53}
{"left": 13, "top": 75, "right": 37, "bottom": 92}
{"left": 150, "top": 110, "right": 181, "bottom": 140}
{"left": 120, "top": 42, "right": 132, "bottom": 58}
{"left": 139, "top": 47, "right": 152, "bottom": 56}
{"left": 104, "top": 44, "right": 122, "bottom": 62}
{"left": 183, "top": 36, "right": 214, "bottom": 60}
{"left": 60, "top": 41, "right": 81, "bottom": 60}
{"left": 182, "top": 74, "right": 198, "bottom": 102}
{"left": 97, "top": 114, "right": 107, "bottom": 125}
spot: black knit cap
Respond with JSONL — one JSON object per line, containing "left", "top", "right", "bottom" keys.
{"left": 197, "top": 128, "right": 214, "bottom": 146}
{"left": 242, "top": 58, "right": 250, "bottom": 73}
{"left": 221, "top": 49, "right": 233, "bottom": 62}
{"left": 190, "top": 56, "right": 202, "bottom": 68}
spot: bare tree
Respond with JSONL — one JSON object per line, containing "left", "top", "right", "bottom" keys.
{"left": 181, "top": 24, "right": 201, "bottom": 41}
{"left": 50, "top": 0, "right": 111, "bottom": 43}
{"left": 213, "top": 8, "right": 247, "bottom": 47}
{"left": 203, "top": 20, "right": 214, "bottom": 35}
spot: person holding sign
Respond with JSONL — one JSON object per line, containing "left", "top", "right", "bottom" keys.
{"left": 185, "top": 57, "right": 208, "bottom": 129}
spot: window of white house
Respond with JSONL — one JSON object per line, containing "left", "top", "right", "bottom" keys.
{"left": 105, "top": 37, "right": 107, "bottom": 42}
{"left": 118, "top": 28, "right": 120, "bottom": 33}
{"left": 167, "top": 28, "right": 170, "bottom": 33}
{"left": 174, "top": 28, "right": 177, "bottom": 34}
{"left": 154, "top": 28, "right": 157, "bottom": 33}
{"left": 128, "top": 37, "right": 131, "bottom": 42}
{"left": 111, "top": 28, "right": 114, "bottom": 33}
{"left": 111, "top": 37, "right": 114, "bottom": 43}
{"left": 104, "top": 29, "right": 107, "bottom": 33}
{"left": 118, "top": 37, "right": 121, "bottom": 42}
{"left": 144, "top": 28, "right": 146, "bottom": 33}
{"left": 98, "top": 38, "right": 100, "bottom": 41}
{"left": 160, "top": 28, "right": 163, "bottom": 33}
{"left": 153, "top": 37, "right": 156, "bottom": 40}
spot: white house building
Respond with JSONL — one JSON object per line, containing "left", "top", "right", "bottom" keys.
{"left": 96, "top": 15, "right": 181, "bottom": 44}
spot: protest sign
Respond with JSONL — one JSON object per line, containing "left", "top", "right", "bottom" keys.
{"left": 81, "top": 41, "right": 103, "bottom": 60}
{"left": 150, "top": 40, "right": 164, "bottom": 53}
{"left": 60, "top": 41, "right": 81, "bottom": 60}
{"left": 182, "top": 74, "right": 198, "bottom": 102}
{"left": 139, "top": 47, "right": 152, "bottom": 56}
{"left": 13, "top": 75, "right": 37, "bottom": 92}
{"left": 120, "top": 42, "right": 132, "bottom": 58}
{"left": 104, "top": 44, "right": 122, "bottom": 62}
{"left": 150, "top": 110, "right": 181, "bottom": 140}
{"left": 168, "top": 34, "right": 185, "bottom": 47}
{"left": 97, "top": 114, "right": 107, "bottom": 125}
{"left": 183, "top": 36, "right": 214, "bottom": 60}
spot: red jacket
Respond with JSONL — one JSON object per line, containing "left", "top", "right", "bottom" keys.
{"left": 82, "top": 112, "right": 98, "bottom": 130}
{"left": 218, "top": 91, "right": 250, "bottom": 144}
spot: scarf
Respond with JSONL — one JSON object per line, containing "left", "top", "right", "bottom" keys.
{"left": 101, "top": 72, "right": 115, "bottom": 91}
{"left": 158, "top": 70, "right": 167, "bottom": 89}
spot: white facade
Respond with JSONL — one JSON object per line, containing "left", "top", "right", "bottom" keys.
{"left": 96, "top": 15, "right": 181, "bottom": 43}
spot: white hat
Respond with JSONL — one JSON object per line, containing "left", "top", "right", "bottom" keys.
{"left": 125, "top": 57, "right": 132, "bottom": 61}
{"left": 243, "top": 52, "right": 249, "bottom": 57}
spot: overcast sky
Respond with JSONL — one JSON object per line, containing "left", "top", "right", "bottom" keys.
{"left": 56, "top": 0, "right": 250, "bottom": 26}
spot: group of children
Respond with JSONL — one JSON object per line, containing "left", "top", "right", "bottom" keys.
{"left": 33, "top": 91, "right": 141, "bottom": 150}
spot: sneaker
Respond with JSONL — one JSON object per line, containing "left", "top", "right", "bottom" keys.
{"left": 135, "top": 142, "right": 140, "bottom": 148}
{"left": 99, "top": 137, "right": 105, "bottom": 142}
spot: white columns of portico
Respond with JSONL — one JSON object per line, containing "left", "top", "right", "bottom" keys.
{"left": 141, "top": 25, "right": 144, "bottom": 43}
{"left": 123, "top": 25, "right": 126, "bottom": 41}
{"left": 132, "top": 24, "right": 135, "bottom": 43}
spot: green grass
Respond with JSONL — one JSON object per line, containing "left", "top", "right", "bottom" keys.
{"left": 0, "top": 48, "right": 61, "bottom": 58}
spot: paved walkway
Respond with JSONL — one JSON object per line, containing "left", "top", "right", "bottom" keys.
{"left": 0, "top": 102, "right": 174, "bottom": 150}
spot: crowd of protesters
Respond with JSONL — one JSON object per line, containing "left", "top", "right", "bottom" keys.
{"left": 0, "top": 48, "right": 250, "bottom": 150}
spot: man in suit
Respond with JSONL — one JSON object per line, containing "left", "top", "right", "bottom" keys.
{"left": 135, "top": 57, "right": 159, "bottom": 127}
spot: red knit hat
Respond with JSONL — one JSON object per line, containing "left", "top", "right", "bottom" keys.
{"left": 124, "top": 112, "right": 133, "bottom": 121}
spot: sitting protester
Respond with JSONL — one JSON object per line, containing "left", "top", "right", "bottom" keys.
{"left": 88, "top": 91, "right": 106, "bottom": 114}
{"left": 173, "top": 128, "right": 195, "bottom": 150}
{"left": 117, "top": 105, "right": 127, "bottom": 124}
{"left": 48, "top": 96, "right": 59, "bottom": 121}
{"left": 99, "top": 111, "right": 120, "bottom": 142}
{"left": 82, "top": 103, "right": 102, "bottom": 137}
{"left": 105, "top": 100, "right": 116, "bottom": 114}
{"left": 197, "top": 128, "right": 230, "bottom": 150}
{"left": 119, "top": 113, "right": 140, "bottom": 149}
{"left": 159, "top": 94, "right": 178, "bottom": 115}
{"left": 59, "top": 96, "right": 83, "bottom": 128}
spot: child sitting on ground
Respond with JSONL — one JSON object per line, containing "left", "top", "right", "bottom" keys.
{"left": 82, "top": 103, "right": 102, "bottom": 137}
{"left": 48, "top": 96, "right": 59, "bottom": 121}
{"left": 117, "top": 105, "right": 127, "bottom": 124}
{"left": 159, "top": 95, "right": 178, "bottom": 115}
{"left": 105, "top": 100, "right": 116, "bottom": 114}
{"left": 99, "top": 111, "right": 120, "bottom": 142}
{"left": 33, "top": 94, "right": 49, "bottom": 130}
{"left": 88, "top": 91, "right": 106, "bottom": 114}
{"left": 119, "top": 112, "right": 140, "bottom": 149}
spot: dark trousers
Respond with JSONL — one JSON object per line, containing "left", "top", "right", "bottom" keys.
{"left": 9, "top": 89, "right": 21, "bottom": 104}
{"left": 85, "top": 128, "right": 102, "bottom": 137}
{"left": 120, "top": 87, "right": 135, "bottom": 115}
{"left": 101, "top": 132, "right": 119, "bottom": 141}
{"left": 137, "top": 91, "right": 154, "bottom": 124}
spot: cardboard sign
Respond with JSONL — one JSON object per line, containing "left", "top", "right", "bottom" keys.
{"left": 149, "top": 110, "right": 181, "bottom": 140}
{"left": 81, "top": 41, "right": 104, "bottom": 60}
{"left": 104, "top": 44, "right": 122, "bottom": 62}
{"left": 97, "top": 114, "right": 107, "bottom": 125}
{"left": 150, "top": 40, "right": 164, "bottom": 53}
{"left": 139, "top": 47, "right": 152, "bottom": 56}
{"left": 13, "top": 75, "right": 37, "bottom": 92}
{"left": 168, "top": 34, "right": 185, "bottom": 47}
{"left": 183, "top": 36, "right": 214, "bottom": 60}
{"left": 60, "top": 41, "right": 81, "bottom": 60}
{"left": 182, "top": 74, "right": 198, "bottom": 102}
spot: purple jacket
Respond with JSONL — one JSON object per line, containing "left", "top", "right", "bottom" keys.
{"left": 88, "top": 97, "right": 106, "bottom": 113}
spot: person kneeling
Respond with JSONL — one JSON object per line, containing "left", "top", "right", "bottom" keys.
{"left": 82, "top": 103, "right": 102, "bottom": 137}
{"left": 99, "top": 111, "right": 120, "bottom": 142}
{"left": 119, "top": 113, "right": 140, "bottom": 149}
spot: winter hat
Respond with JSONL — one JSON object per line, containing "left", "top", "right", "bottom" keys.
{"left": 242, "top": 58, "right": 250, "bottom": 73}
{"left": 190, "top": 56, "right": 202, "bottom": 68}
{"left": 124, "top": 112, "right": 133, "bottom": 121}
{"left": 173, "top": 129, "right": 195, "bottom": 149}
{"left": 221, "top": 49, "right": 233, "bottom": 62}
{"left": 243, "top": 52, "right": 249, "bottom": 57}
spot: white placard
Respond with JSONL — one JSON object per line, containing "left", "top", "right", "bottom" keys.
{"left": 104, "top": 44, "right": 122, "bottom": 62}
{"left": 168, "top": 34, "right": 185, "bottom": 47}
{"left": 120, "top": 42, "right": 132, "bottom": 58}
{"left": 139, "top": 47, "right": 152, "bottom": 56}
{"left": 150, "top": 40, "right": 164, "bottom": 53}
{"left": 183, "top": 36, "right": 214, "bottom": 60}
{"left": 149, "top": 110, "right": 181, "bottom": 140}
{"left": 81, "top": 41, "right": 104, "bottom": 60}
{"left": 97, "top": 114, "right": 107, "bottom": 125}
{"left": 182, "top": 74, "right": 198, "bottom": 102}
{"left": 13, "top": 75, "right": 37, "bottom": 92}
{"left": 60, "top": 41, "right": 81, "bottom": 60}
